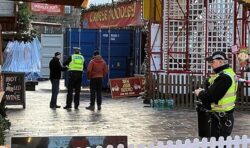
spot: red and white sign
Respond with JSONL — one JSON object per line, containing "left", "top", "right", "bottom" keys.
{"left": 82, "top": 1, "right": 144, "bottom": 29}
{"left": 30, "top": 3, "right": 64, "bottom": 15}
{"left": 109, "top": 77, "right": 145, "bottom": 99}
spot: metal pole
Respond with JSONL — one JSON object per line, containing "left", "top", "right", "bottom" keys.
{"left": 99, "top": 29, "right": 101, "bottom": 53}
{"left": 241, "top": 5, "right": 247, "bottom": 76}
{"left": 139, "top": 28, "right": 142, "bottom": 74}
{"left": 160, "top": 0, "right": 164, "bottom": 71}
{"left": 108, "top": 28, "right": 111, "bottom": 84}
{"left": 69, "top": 28, "right": 72, "bottom": 54}
{"left": 242, "top": 6, "right": 247, "bottom": 47}
{"left": 167, "top": 0, "right": 170, "bottom": 73}
{"left": 134, "top": 28, "right": 138, "bottom": 74}
{"left": 205, "top": 0, "right": 208, "bottom": 76}
{"left": 233, "top": 1, "right": 237, "bottom": 72}
{"left": 148, "top": 0, "right": 153, "bottom": 73}
{"left": 107, "top": 0, "right": 113, "bottom": 86}
{"left": 185, "top": 0, "right": 190, "bottom": 71}
{"left": 78, "top": 28, "right": 81, "bottom": 48}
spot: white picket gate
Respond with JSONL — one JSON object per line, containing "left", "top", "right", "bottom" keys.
{"left": 94, "top": 135, "right": 250, "bottom": 148}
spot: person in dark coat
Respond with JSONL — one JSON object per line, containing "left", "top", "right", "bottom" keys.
{"left": 49, "top": 52, "right": 67, "bottom": 109}
{"left": 63, "top": 47, "right": 86, "bottom": 110}
{"left": 194, "top": 51, "right": 237, "bottom": 139}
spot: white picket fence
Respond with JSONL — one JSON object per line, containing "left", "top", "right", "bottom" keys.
{"left": 95, "top": 135, "right": 250, "bottom": 148}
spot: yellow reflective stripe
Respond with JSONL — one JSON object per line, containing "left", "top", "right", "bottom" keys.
{"left": 210, "top": 68, "right": 237, "bottom": 112}
{"left": 219, "top": 96, "right": 236, "bottom": 104}
{"left": 73, "top": 65, "right": 83, "bottom": 68}
{"left": 211, "top": 102, "right": 235, "bottom": 109}
{"left": 222, "top": 92, "right": 235, "bottom": 98}
{"left": 74, "top": 59, "right": 83, "bottom": 64}
{"left": 212, "top": 106, "right": 235, "bottom": 112}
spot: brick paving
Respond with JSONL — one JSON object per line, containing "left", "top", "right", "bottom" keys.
{"left": 4, "top": 80, "right": 250, "bottom": 145}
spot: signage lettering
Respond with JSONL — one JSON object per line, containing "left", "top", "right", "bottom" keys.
{"left": 90, "top": 3, "right": 136, "bottom": 23}
{"left": 6, "top": 77, "right": 17, "bottom": 82}
{"left": 30, "top": 3, "right": 63, "bottom": 15}
{"left": 5, "top": 76, "right": 22, "bottom": 101}
{"left": 3, "top": 73, "right": 25, "bottom": 108}
{"left": 109, "top": 77, "right": 145, "bottom": 98}
{"left": 82, "top": 1, "right": 144, "bottom": 28}
{"left": 5, "top": 94, "right": 21, "bottom": 101}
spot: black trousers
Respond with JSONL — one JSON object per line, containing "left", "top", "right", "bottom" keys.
{"left": 89, "top": 78, "right": 103, "bottom": 106}
{"left": 50, "top": 79, "right": 60, "bottom": 107}
{"left": 66, "top": 71, "right": 82, "bottom": 108}
{"left": 211, "top": 111, "right": 234, "bottom": 140}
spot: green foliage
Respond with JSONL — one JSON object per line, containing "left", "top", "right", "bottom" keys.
{"left": 0, "top": 102, "right": 7, "bottom": 118}
{"left": 0, "top": 114, "right": 11, "bottom": 145}
{"left": 18, "top": 3, "right": 37, "bottom": 41}
{"left": 0, "top": 102, "right": 11, "bottom": 145}
{"left": 19, "top": 3, "right": 31, "bottom": 33}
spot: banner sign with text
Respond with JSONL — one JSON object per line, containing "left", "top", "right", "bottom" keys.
{"left": 18, "top": 0, "right": 84, "bottom": 7}
{"left": 30, "top": 3, "right": 64, "bottom": 15}
{"left": 3, "top": 72, "right": 25, "bottom": 108}
{"left": 109, "top": 77, "right": 145, "bottom": 99}
{"left": 82, "top": 1, "right": 144, "bottom": 29}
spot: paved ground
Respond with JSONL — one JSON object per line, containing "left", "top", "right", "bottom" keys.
{"left": 4, "top": 80, "right": 250, "bottom": 145}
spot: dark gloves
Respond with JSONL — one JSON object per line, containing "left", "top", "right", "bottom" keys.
{"left": 62, "top": 66, "right": 68, "bottom": 71}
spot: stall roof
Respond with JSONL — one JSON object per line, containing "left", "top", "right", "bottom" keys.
{"left": 6, "top": 0, "right": 85, "bottom": 7}
{"left": 31, "top": 21, "right": 61, "bottom": 26}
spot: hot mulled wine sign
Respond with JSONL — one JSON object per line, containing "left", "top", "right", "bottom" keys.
{"left": 109, "top": 77, "right": 145, "bottom": 98}
{"left": 3, "top": 72, "right": 25, "bottom": 108}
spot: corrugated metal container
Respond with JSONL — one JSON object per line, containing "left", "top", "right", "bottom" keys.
{"left": 65, "top": 28, "right": 135, "bottom": 87}
{"left": 41, "top": 34, "right": 64, "bottom": 78}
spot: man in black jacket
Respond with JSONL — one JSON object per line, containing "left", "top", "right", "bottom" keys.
{"left": 49, "top": 52, "right": 67, "bottom": 109}
{"left": 194, "top": 51, "right": 237, "bottom": 139}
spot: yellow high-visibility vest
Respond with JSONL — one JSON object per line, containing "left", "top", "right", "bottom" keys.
{"left": 209, "top": 68, "right": 238, "bottom": 112}
{"left": 69, "top": 54, "right": 84, "bottom": 71}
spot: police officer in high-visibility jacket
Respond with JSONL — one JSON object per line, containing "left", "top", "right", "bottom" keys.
{"left": 63, "top": 47, "right": 86, "bottom": 110}
{"left": 195, "top": 51, "right": 238, "bottom": 139}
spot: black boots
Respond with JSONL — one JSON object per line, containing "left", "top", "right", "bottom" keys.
{"left": 85, "top": 105, "right": 101, "bottom": 111}
{"left": 85, "top": 106, "right": 94, "bottom": 111}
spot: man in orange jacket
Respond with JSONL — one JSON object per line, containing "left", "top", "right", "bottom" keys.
{"left": 86, "top": 50, "right": 108, "bottom": 111}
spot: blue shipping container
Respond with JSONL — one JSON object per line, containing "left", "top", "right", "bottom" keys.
{"left": 64, "top": 28, "right": 137, "bottom": 88}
